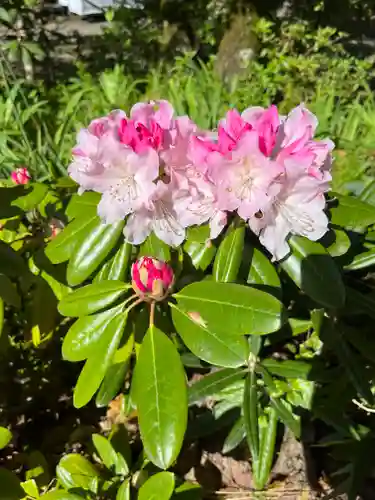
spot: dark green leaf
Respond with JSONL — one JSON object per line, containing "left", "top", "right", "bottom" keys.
{"left": 92, "top": 434, "right": 128, "bottom": 475}
{"left": 188, "top": 368, "right": 245, "bottom": 406}
{"left": 222, "top": 417, "right": 246, "bottom": 454}
{"left": 67, "top": 220, "right": 124, "bottom": 286}
{"left": 345, "top": 287, "right": 375, "bottom": 319}
{"left": 345, "top": 248, "right": 375, "bottom": 271}
{"left": 41, "top": 492, "right": 83, "bottom": 500}
{"left": 0, "top": 242, "right": 27, "bottom": 277}
{"left": 56, "top": 454, "right": 99, "bottom": 493}
{"left": 256, "top": 407, "right": 277, "bottom": 490}
{"left": 12, "top": 183, "right": 48, "bottom": 211}
{"left": 174, "top": 281, "right": 284, "bottom": 335}
{"left": 243, "top": 371, "right": 259, "bottom": 463}
{"left": 132, "top": 326, "right": 187, "bottom": 469}
{"left": 261, "top": 359, "right": 311, "bottom": 379}
{"left": 213, "top": 226, "right": 245, "bottom": 282}
{"left": 281, "top": 236, "right": 345, "bottom": 308}
{"left": 171, "top": 305, "right": 248, "bottom": 368}
{"left": 0, "top": 468, "right": 24, "bottom": 500}
{"left": 73, "top": 311, "right": 127, "bottom": 408}
{"left": 138, "top": 472, "right": 175, "bottom": 500}
{"left": 0, "top": 274, "right": 20, "bottom": 308}
{"left": 58, "top": 281, "right": 129, "bottom": 317}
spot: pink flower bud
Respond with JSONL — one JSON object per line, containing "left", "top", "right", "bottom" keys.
{"left": 131, "top": 256, "right": 174, "bottom": 301}
{"left": 11, "top": 167, "right": 31, "bottom": 185}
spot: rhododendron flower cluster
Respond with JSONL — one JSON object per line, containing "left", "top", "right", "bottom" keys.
{"left": 69, "top": 100, "right": 333, "bottom": 261}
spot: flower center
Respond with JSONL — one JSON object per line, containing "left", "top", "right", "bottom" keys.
{"left": 109, "top": 175, "right": 138, "bottom": 204}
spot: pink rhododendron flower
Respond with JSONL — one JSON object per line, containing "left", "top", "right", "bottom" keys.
{"left": 131, "top": 256, "right": 174, "bottom": 301}
{"left": 11, "top": 167, "right": 31, "bottom": 185}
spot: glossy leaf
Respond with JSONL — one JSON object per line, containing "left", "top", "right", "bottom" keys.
{"left": 188, "top": 368, "right": 245, "bottom": 406}
{"left": 0, "top": 468, "right": 24, "bottom": 500}
{"left": 58, "top": 281, "right": 128, "bottom": 317}
{"left": 171, "top": 305, "right": 248, "bottom": 368}
{"left": 261, "top": 359, "right": 311, "bottom": 379}
{"left": 222, "top": 417, "right": 246, "bottom": 454}
{"left": 56, "top": 454, "right": 99, "bottom": 493}
{"left": 174, "top": 281, "right": 284, "bottom": 335}
{"left": 213, "top": 225, "right": 245, "bottom": 282}
{"left": 67, "top": 220, "right": 124, "bottom": 286}
{"left": 140, "top": 233, "right": 171, "bottom": 262}
{"left": 138, "top": 472, "right": 175, "bottom": 500}
{"left": 330, "top": 194, "right": 375, "bottom": 230}
{"left": 243, "top": 371, "right": 259, "bottom": 463}
{"left": 256, "top": 407, "right": 277, "bottom": 490}
{"left": 281, "top": 236, "right": 345, "bottom": 308}
{"left": 0, "top": 426, "right": 12, "bottom": 449}
{"left": 107, "top": 242, "right": 133, "bottom": 281}
{"left": 247, "top": 247, "right": 281, "bottom": 288}
{"left": 41, "top": 492, "right": 83, "bottom": 500}
{"left": 73, "top": 311, "right": 127, "bottom": 408}
{"left": 116, "top": 479, "right": 131, "bottom": 500}
{"left": 12, "top": 183, "right": 48, "bottom": 211}
{"left": 92, "top": 434, "right": 128, "bottom": 475}
{"left": 66, "top": 192, "right": 101, "bottom": 220}
{"left": 345, "top": 248, "right": 375, "bottom": 271}
{"left": 62, "top": 305, "right": 122, "bottom": 361}
{"left": 326, "top": 229, "right": 351, "bottom": 257}
{"left": 45, "top": 214, "right": 98, "bottom": 264}
{"left": 132, "top": 326, "right": 187, "bottom": 469}
{"left": 183, "top": 229, "right": 216, "bottom": 271}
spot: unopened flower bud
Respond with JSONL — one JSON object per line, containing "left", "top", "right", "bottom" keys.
{"left": 131, "top": 256, "right": 174, "bottom": 301}
{"left": 11, "top": 167, "right": 31, "bottom": 185}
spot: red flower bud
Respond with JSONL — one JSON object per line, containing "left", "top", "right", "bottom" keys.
{"left": 11, "top": 167, "right": 31, "bottom": 185}
{"left": 131, "top": 256, "right": 174, "bottom": 301}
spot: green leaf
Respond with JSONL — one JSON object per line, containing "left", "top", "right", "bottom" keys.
{"left": 222, "top": 417, "right": 246, "bottom": 454}
{"left": 66, "top": 192, "right": 101, "bottom": 220}
{"left": 56, "top": 454, "right": 99, "bottom": 493}
{"left": 12, "top": 183, "right": 48, "bottom": 211}
{"left": 281, "top": 236, "right": 345, "bottom": 308}
{"left": 107, "top": 242, "right": 133, "bottom": 281}
{"left": 326, "top": 229, "right": 351, "bottom": 257}
{"left": 172, "top": 482, "right": 202, "bottom": 499}
{"left": 25, "top": 450, "right": 50, "bottom": 488}
{"left": 41, "top": 492, "right": 83, "bottom": 500}
{"left": 345, "top": 287, "right": 375, "bottom": 319}
{"left": 58, "top": 281, "right": 128, "bottom": 317}
{"left": 116, "top": 479, "right": 130, "bottom": 500}
{"left": 247, "top": 247, "right": 281, "bottom": 288}
{"left": 0, "top": 427, "right": 12, "bottom": 449}
{"left": 171, "top": 305, "right": 248, "bottom": 368}
{"left": 45, "top": 214, "right": 98, "bottom": 264}
{"left": 0, "top": 298, "right": 4, "bottom": 340}
{"left": 62, "top": 305, "right": 122, "bottom": 361}
{"left": 213, "top": 225, "right": 245, "bottom": 282}
{"left": 345, "top": 248, "right": 375, "bottom": 271}
{"left": 188, "top": 368, "right": 245, "bottom": 406}
{"left": 67, "top": 220, "right": 124, "bottom": 286}
{"left": 0, "top": 241, "right": 27, "bottom": 277}
{"left": 261, "top": 359, "right": 311, "bottom": 379}
{"left": 132, "top": 326, "right": 187, "bottom": 469}
{"left": 73, "top": 311, "right": 127, "bottom": 408}
{"left": 21, "top": 479, "right": 39, "bottom": 498}
{"left": 174, "top": 281, "right": 284, "bottom": 335}
{"left": 140, "top": 233, "right": 171, "bottom": 262}
{"left": 183, "top": 228, "right": 216, "bottom": 271}
{"left": 255, "top": 407, "right": 277, "bottom": 490}
{"left": 243, "top": 371, "right": 259, "bottom": 463}
{"left": 330, "top": 194, "right": 375, "bottom": 231}
{"left": 138, "top": 472, "right": 175, "bottom": 500}
{"left": 92, "top": 434, "right": 128, "bottom": 475}
{"left": 0, "top": 468, "right": 24, "bottom": 500}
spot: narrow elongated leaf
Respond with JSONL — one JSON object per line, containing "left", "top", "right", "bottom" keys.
{"left": 58, "top": 281, "right": 128, "bottom": 317}
{"left": 222, "top": 417, "right": 246, "bottom": 454}
{"left": 92, "top": 434, "right": 128, "bottom": 475}
{"left": 138, "top": 472, "right": 175, "bottom": 500}
{"left": 140, "top": 233, "right": 171, "bottom": 262}
{"left": 345, "top": 248, "right": 375, "bottom": 271}
{"left": 247, "top": 247, "right": 281, "bottom": 288}
{"left": 261, "top": 359, "right": 311, "bottom": 380}
{"left": 171, "top": 305, "right": 248, "bottom": 368}
{"left": 0, "top": 427, "right": 12, "bottom": 449}
{"left": 213, "top": 226, "right": 245, "bottom": 282}
{"left": 174, "top": 281, "right": 284, "bottom": 335}
{"left": 188, "top": 368, "right": 246, "bottom": 406}
{"left": 330, "top": 194, "right": 375, "bottom": 230}
{"left": 243, "top": 371, "right": 259, "bottom": 464}
{"left": 67, "top": 220, "right": 125, "bottom": 286}
{"left": 56, "top": 454, "right": 99, "bottom": 493}
{"left": 132, "top": 326, "right": 187, "bottom": 469}
{"left": 73, "top": 311, "right": 127, "bottom": 408}
{"left": 107, "top": 242, "right": 133, "bottom": 281}
{"left": 256, "top": 407, "right": 277, "bottom": 490}
{"left": 345, "top": 287, "right": 375, "bottom": 319}
{"left": 62, "top": 305, "right": 122, "bottom": 361}
{"left": 281, "top": 236, "right": 345, "bottom": 308}
{"left": 45, "top": 215, "right": 97, "bottom": 264}
{"left": 0, "top": 274, "right": 20, "bottom": 308}
{"left": 116, "top": 479, "right": 130, "bottom": 500}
